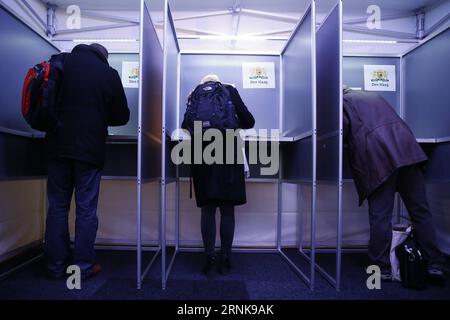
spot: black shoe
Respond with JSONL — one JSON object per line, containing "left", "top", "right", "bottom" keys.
{"left": 202, "top": 256, "right": 216, "bottom": 275}
{"left": 219, "top": 256, "right": 232, "bottom": 275}
{"left": 81, "top": 264, "right": 102, "bottom": 281}
{"left": 380, "top": 272, "right": 392, "bottom": 282}
{"left": 46, "top": 271, "right": 66, "bottom": 281}
{"left": 427, "top": 265, "right": 445, "bottom": 284}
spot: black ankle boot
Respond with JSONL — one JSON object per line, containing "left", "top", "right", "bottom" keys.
{"left": 202, "top": 256, "right": 216, "bottom": 275}
{"left": 219, "top": 255, "right": 232, "bottom": 275}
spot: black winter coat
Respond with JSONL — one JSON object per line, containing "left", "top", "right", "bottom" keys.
{"left": 343, "top": 89, "right": 427, "bottom": 205}
{"left": 45, "top": 44, "right": 130, "bottom": 167}
{"left": 182, "top": 85, "right": 255, "bottom": 208}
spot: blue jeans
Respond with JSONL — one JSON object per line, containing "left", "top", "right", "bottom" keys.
{"left": 45, "top": 157, "right": 101, "bottom": 276}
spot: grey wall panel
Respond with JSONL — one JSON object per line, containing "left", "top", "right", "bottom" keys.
{"left": 316, "top": 3, "right": 341, "bottom": 181}
{"left": 316, "top": 135, "right": 340, "bottom": 181}
{"left": 0, "top": 134, "right": 46, "bottom": 178}
{"left": 343, "top": 56, "right": 400, "bottom": 114}
{"left": 180, "top": 54, "right": 280, "bottom": 131}
{"left": 0, "top": 6, "right": 59, "bottom": 133}
{"left": 282, "top": 137, "right": 312, "bottom": 181}
{"left": 108, "top": 53, "right": 139, "bottom": 136}
{"left": 282, "top": 7, "right": 313, "bottom": 136}
{"left": 103, "top": 143, "right": 137, "bottom": 177}
{"left": 139, "top": 4, "right": 163, "bottom": 180}
{"left": 426, "top": 182, "right": 450, "bottom": 255}
{"left": 404, "top": 28, "right": 450, "bottom": 138}
{"left": 421, "top": 142, "right": 450, "bottom": 181}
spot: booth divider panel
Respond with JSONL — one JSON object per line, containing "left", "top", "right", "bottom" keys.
{"left": 404, "top": 28, "right": 450, "bottom": 139}
{"left": 180, "top": 54, "right": 280, "bottom": 132}
{"left": 139, "top": 3, "right": 163, "bottom": 181}
{"left": 316, "top": 3, "right": 342, "bottom": 182}
{"left": 282, "top": 6, "right": 313, "bottom": 137}
{"left": 282, "top": 137, "right": 313, "bottom": 181}
{"left": 313, "top": 0, "right": 343, "bottom": 288}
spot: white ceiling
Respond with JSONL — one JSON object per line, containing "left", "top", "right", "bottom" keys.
{"left": 43, "top": 0, "right": 443, "bottom": 13}
{"left": 38, "top": 0, "right": 448, "bottom": 53}
{"left": 44, "top": 0, "right": 140, "bottom": 11}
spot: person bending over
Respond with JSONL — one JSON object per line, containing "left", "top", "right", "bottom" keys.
{"left": 343, "top": 88, "right": 445, "bottom": 282}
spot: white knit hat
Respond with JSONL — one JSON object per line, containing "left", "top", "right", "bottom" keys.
{"left": 200, "top": 74, "right": 220, "bottom": 84}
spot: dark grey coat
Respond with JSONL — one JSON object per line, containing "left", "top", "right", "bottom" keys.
{"left": 343, "top": 89, "right": 427, "bottom": 205}
{"left": 182, "top": 85, "right": 255, "bottom": 208}
{"left": 45, "top": 44, "right": 130, "bottom": 168}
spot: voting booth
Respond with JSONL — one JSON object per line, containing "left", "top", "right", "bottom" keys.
{"left": 0, "top": 2, "right": 144, "bottom": 273}
{"left": 136, "top": 0, "right": 343, "bottom": 290}
{"left": 1, "top": 0, "right": 449, "bottom": 293}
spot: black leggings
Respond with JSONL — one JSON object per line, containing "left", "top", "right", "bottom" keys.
{"left": 201, "top": 203, "right": 235, "bottom": 257}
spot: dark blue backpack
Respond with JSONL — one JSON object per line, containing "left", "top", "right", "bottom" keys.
{"left": 183, "top": 81, "right": 238, "bottom": 133}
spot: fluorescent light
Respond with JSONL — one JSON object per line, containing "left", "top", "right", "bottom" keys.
{"left": 344, "top": 39, "right": 397, "bottom": 44}
{"left": 198, "top": 35, "right": 270, "bottom": 41}
{"left": 73, "top": 39, "right": 138, "bottom": 43}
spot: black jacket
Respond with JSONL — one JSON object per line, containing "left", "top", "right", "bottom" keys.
{"left": 343, "top": 89, "right": 427, "bottom": 205}
{"left": 182, "top": 84, "right": 255, "bottom": 207}
{"left": 45, "top": 44, "right": 130, "bottom": 167}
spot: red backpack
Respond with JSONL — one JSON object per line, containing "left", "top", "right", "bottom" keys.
{"left": 21, "top": 53, "right": 66, "bottom": 132}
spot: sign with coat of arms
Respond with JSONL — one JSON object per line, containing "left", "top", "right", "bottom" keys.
{"left": 242, "top": 62, "right": 275, "bottom": 89}
{"left": 364, "top": 65, "right": 396, "bottom": 91}
{"left": 121, "top": 61, "right": 140, "bottom": 88}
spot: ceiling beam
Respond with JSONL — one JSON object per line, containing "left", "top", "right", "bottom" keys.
{"left": 159, "top": 25, "right": 227, "bottom": 36}
{"left": 160, "top": 10, "right": 231, "bottom": 23}
{"left": 243, "top": 28, "right": 293, "bottom": 37}
{"left": 343, "top": 11, "right": 416, "bottom": 25}
{"left": 425, "top": 13, "right": 449, "bottom": 37}
{"left": 19, "top": 0, "right": 47, "bottom": 31}
{"left": 239, "top": 8, "right": 299, "bottom": 23}
{"left": 229, "top": 0, "right": 244, "bottom": 48}
{"left": 82, "top": 10, "right": 139, "bottom": 24}
{"left": 54, "top": 22, "right": 137, "bottom": 36}
{"left": 343, "top": 25, "right": 417, "bottom": 39}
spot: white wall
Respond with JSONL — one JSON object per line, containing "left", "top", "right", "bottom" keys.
{"left": 63, "top": 180, "right": 372, "bottom": 249}
{"left": 0, "top": 180, "right": 46, "bottom": 262}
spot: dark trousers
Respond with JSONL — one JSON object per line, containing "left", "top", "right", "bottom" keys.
{"left": 201, "top": 203, "right": 235, "bottom": 257}
{"left": 45, "top": 157, "right": 101, "bottom": 276}
{"left": 367, "top": 164, "right": 445, "bottom": 271}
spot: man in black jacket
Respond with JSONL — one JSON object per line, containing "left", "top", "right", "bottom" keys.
{"left": 343, "top": 88, "right": 445, "bottom": 282}
{"left": 45, "top": 43, "right": 129, "bottom": 279}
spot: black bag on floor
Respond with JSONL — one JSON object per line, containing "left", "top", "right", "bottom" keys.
{"left": 395, "top": 232, "right": 428, "bottom": 289}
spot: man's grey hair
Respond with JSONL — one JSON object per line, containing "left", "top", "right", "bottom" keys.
{"left": 90, "top": 43, "right": 108, "bottom": 59}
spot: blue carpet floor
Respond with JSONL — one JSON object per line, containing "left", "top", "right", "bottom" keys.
{"left": 0, "top": 250, "right": 449, "bottom": 300}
